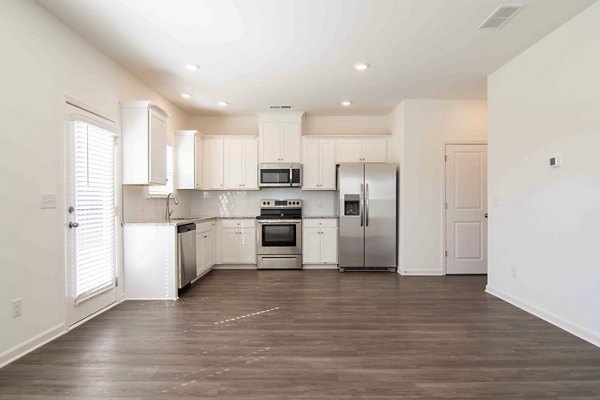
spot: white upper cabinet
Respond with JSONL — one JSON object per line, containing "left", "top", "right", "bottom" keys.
{"left": 258, "top": 112, "right": 303, "bottom": 163}
{"left": 281, "top": 122, "right": 302, "bottom": 162}
{"left": 201, "top": 138, "right": 224, "bottom": 190}
{"left": 121, "top": 101, "right": 170, "bottom": 185}
{"left": 175, "top": 130, "right": 202, "bottom": 190}
{"left": 335, "top": 136, "right": 387, "bottom": 163}
{"left": 224, "top": 138, "right": 258, "bottom": 190}
{"left": 302, "top": 138, "right": 336, "bottom": 190}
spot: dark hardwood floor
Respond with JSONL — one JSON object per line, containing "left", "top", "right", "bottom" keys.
{"left": 1, "top": 270, "right": 599, "bottom": 399}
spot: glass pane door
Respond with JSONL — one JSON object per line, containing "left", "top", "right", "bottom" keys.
{"left": 65, "top": 105, "right": 118, "bottom": 325}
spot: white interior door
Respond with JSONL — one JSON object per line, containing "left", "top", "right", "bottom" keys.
{"left": 65, "top": 105, "right": 118, "bottom": 325}
{"left": 445, "top": 144, "right": 488, "bottom": 274}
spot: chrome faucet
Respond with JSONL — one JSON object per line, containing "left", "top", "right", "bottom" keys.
{"left": 166, "top": 192, "right": 179, "bottom": 221}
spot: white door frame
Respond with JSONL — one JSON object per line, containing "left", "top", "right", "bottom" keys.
{"left": 442, "top": 140, "right": 487, "bottom": 275}
{"left": 61, "top": 95, "right": 124, "bottom": 329}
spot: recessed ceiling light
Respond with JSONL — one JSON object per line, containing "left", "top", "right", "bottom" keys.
{"left": 218, "top": 101, "right": 229, "bottom": 106}
{"left": 353, "top": 63, "right": 369, "bottom": 71}
{"left": 185, "top": 64, "right": 199, "bottom": 71}
{"left": 181, "top": 93, "right": 192, "bottom": 99}
{"left": 341, "top": 101, "right": 352, "bottom": 107}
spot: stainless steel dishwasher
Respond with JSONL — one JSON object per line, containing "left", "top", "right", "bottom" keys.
{"left": 177, "top": 223, "right": 197, "bottom": 289}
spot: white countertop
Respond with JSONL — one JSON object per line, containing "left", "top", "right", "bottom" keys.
{"left": 122, "top": 216, "right": 256, "bottom": 226}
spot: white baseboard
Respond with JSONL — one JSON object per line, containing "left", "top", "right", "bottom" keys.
{"left": 0, "top": 323, "right": 65, "bottom": 369}
{"left": 212, "top": 264, "right": 257, "bottom": 270}
{"left": 302, "top": 264, "right": 338, "bottom": 270}
{"left": 398, "top": 268, "right": 443, "bottom": 276}
{"left": 124, "top": 297, "right": 177, "bottom": 301}
{"left": 486, "top": 285, "right": 600, "bottom": 348}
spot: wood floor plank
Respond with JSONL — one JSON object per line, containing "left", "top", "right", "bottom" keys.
{"left": 1, "top": 271, "right": 599, "bottom": 399}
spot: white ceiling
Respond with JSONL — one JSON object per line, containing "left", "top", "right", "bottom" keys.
{"left": 35, "top": 0, "right": 596, "bottom": 116}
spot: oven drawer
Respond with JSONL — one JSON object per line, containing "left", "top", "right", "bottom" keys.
{"left": 221, "top": 219, "right": 256, "bottom": 228}
{"left": 303, "top": 219, "right": 338, "bottom": 228}
{"left": 257, "top": 255, "right": 302, "bottom": 269}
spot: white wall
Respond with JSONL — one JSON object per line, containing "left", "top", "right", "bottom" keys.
{"left": 389, "top": 99, "right": 487, "bottom": 275}
{"left": 190, "top": 115, "right": 390, "bottom": 135}
{"left": 0, "top": 0, "right": 191, "bottom": 365}
{"left": 487, "top": 2, "right": 600, "bottom": 346}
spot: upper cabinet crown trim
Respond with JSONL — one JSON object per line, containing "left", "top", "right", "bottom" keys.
{"left": 175, "top": 130, "right": 200, "bottom": 137}
{"left": 257, "top": 111, "right": 305, "bottom": 122}
{"left": 120, "top": 100, "right": 171, "bottom": 119}
{"left": 201, "top": 134, "right": 258, "bottom": 139}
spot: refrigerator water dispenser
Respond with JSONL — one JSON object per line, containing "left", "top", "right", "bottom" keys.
{"left": 344, "top": 194, "right": 360, "bottom": 216}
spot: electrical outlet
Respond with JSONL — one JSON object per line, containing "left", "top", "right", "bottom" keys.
{"left": 511, "top": 266, "right": 517, "bottom": 279}
{"left": 12, "top": 298, "right": 22, "bottom": 318}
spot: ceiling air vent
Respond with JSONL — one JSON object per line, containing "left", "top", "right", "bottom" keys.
{"left": 269, "top": 104, "right": 293, "bottom": 110}
{"left": 478, "top": 4, "right": 525, "bottom": 29}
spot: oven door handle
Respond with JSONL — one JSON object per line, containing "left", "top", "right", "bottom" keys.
{"left": 257, "top": 219, "right": 302, "bottom": 224}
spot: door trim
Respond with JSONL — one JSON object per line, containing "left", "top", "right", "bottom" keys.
{"left": 442, "top": 140, "right": 487, "bottom": 275}
{"left": 62, "top": 96, "right": 123, "bottom": 326}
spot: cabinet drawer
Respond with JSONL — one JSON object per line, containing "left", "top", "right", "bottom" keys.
{"left": 220, "top": 219, "right": 256, "bottom": 228}
{"left": 303, "top": 219, "right": 337, "bottom": 228}
{"left": 196, "top": 221, "right": 214, "bottom": 233}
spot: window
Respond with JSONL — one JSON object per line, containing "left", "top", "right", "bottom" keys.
{"left": 148, "top": 145, "right": 174, "bottom": 197}
{"left": 70, "top": 119, "right": 117, "bottom": 303}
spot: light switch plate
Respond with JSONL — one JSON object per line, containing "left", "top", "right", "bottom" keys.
{"left": 40, "top": 193, "right": 57, "bottom": 209}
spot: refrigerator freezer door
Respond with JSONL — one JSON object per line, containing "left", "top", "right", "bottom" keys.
{"left": 364, "top": 164, "right": 397, "bottom": 268}
{"left": 338, "top": 164, "right": 365, "bottom": 268}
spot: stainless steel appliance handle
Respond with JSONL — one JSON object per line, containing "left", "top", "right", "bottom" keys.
{"left": 257, "top": 219, "right": 302, "bottom": 224}
{"left": 289, "top": 167, "right": 293, "bottom": 187}
{"left": 360, "top": 184, "right": 364, "bottom": 227}
{"left": 365, "top": 183, "right": 369, "bottom": 227}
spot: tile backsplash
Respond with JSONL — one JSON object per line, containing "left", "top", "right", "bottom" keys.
{"left": 190, "top": 188, "right": 336, "bottom": 217}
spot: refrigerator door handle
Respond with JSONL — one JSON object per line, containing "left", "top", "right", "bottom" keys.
{"left": 360, "top": 183, "right": 365, "bottom": 227}
{"left": 365, "top": 183, "right": 369, "bottom": 226}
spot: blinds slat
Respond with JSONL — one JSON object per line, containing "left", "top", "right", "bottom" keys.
{"left": 72, "top": 121, "right": 116, "bottom": 298}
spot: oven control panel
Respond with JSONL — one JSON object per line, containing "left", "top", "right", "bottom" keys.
{"left": 260, "top": 199, "right": 302, "bottom": 208}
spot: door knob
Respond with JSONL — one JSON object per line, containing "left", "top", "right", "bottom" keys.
{"left": 484, "top": 213, "right": 488, "bottom": 219}
{"left": 68, "top": 221, "right": 79, "bottom": 229}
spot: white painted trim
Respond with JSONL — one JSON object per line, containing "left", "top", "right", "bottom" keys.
{"left": 68, "top": 300, "right": 121, "bottom": 330}
{"left": 398, "top": 268, "right": 443, "bottom": 276}
{"left": 486, "top": 285, "right": 600, "bottom": 348}
{"left": 302, "top": 264, "right": 338, "bottom": 270}
{"left": 443, "top": 139, "right": 488, "bottom": 145}
{"left": 200, "top": 134, "right": 258, "bottom": 139}
{"left": 125, "top": 297, "right": 178, "bottom": 301}
{"left": 212, "top": 264, "right": 257, "bottom": 270}
{"left": 0, "top": 324, "right": 66, "bottom": 369}
{"left": 442, "top": 141, "right": 488, "bottom": 275}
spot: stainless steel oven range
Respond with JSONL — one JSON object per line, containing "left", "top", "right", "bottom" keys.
{"left": 256, "top": 199, "right": 302, "bottom": 269}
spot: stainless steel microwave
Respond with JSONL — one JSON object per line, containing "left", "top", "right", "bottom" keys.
{"left": 259, "top": 163, "right": 302, "bottom": 187}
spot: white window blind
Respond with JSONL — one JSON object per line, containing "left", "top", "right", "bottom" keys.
{"left": 72, "top": 120, "right": 117, "bottom": 304}
{"left": 148, "top": 145, "right": 174, "bottom": 197}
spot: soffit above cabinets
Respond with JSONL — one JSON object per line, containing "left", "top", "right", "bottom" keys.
{"left": 36, "top": 0, "right": 596, "bottom": 116}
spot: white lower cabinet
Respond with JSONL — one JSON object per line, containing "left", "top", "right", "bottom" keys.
{"left": 196, "top": 221, "right": 215, "bottom": 277}
{"left": 302, "top": 219, "right": 338, "bottom": 265}
{"left": 217, "top": 219, "right": 256, "bottom": 264}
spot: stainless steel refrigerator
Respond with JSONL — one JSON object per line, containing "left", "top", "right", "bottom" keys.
{"left": 337, "top": 164, "right": 397, "bottom": 272}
